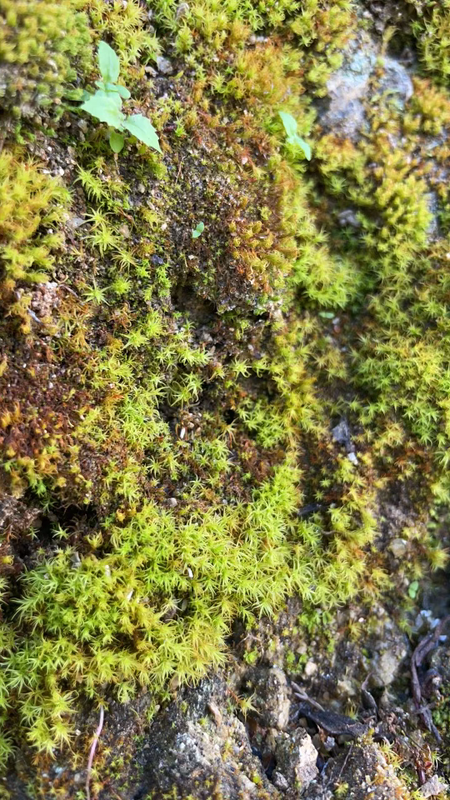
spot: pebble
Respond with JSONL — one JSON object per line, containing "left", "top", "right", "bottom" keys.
{"left": 156, "top": 56, "right": 173, "bottom": 74}
{"left": 419, "top": 775, "right": 449, "bottom": 798}
{"left": 389, "top": 538, "right": 407, "bottom": 558}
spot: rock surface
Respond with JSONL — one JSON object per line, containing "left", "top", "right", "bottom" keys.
{"left": 304, "top": 741, "right": 414, "bottom": 800}
{"left": 242, "top": 666, "right": 291, "bottom": 730}
{"left": 318, "top": 30, "right": 412, "bottom": 140}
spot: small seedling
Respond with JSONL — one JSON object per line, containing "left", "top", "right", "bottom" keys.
{"left": 80, "top": 41, "right": 161, "bottom": 154}
{"left": 279, "top": 111, "right": 311, "bottom": 161}
{"left": 408, "top": 580, "right": 420, "bottom": 600}
{"left": 192, "top": 222, "right": 204, "bottom": 239}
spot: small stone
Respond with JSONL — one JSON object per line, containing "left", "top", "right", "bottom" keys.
{"left": 67, "top": 215, "right": 85, "bottom": 230}
{"left": 268, "top": 728, "right": 318, "bottom": 789}
{"left": 239, "top": 775, "right": 257, "bottom": 794}
{"left": 338, "top": 209, "right": 361, "bottom": 228}
{"left": 304, "top": 659, "right": 318, "bottom": 678}
{"left": 332, "top": 419, "right": 351, "bottom": 448}
{"left": 347, "top": 451, "right": 358, "bottom": 465}
{"left": 272, "top": 771, "right": 289, "bottom": 791}
{"left": 243, "top": 666, "right": 290, "bottom": 730}
{"left": 389, "top": 538, "right": 407, "bottom": 558}
{"left": 156, "top": 56, "right": 173, "bottom": 74}
{"left": 419, "top": 775, "right": 449, "bottom": 798}
{"left": 168, "top": 497, "right": 178, "bottom": 507}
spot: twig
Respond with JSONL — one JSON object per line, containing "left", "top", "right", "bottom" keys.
{"left": 86, "top": 705, "right": 105, "bottom": 800}
{"left": 411, "top": 615, "right": 450, "bottom": 743}
{"left": 334, "top": 742, "right": 354, "bottom": 787}
{"left": 291, "top": 681, "right": 325, "bottom": 712}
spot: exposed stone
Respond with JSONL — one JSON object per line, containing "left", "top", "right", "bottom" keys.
{"left": 318, "top": 30, "right": 412, "bottom": 140}
{"left": 368, "top": 609, "right": 410, "bottom": 687}
{"left": 377, "top": 55, "right": 413, "bottom": 105}
{"left": 304, "top": 741, "right": 413, "bottom": 800}
{"left": 318, "top": 31, "right": 377, "bottom": 140}
{"left": 419, "top": 775, "right": 449, "bottom": 798}
{"left": 389, "top": 538, "right": 408, "bottom": 558}
{"left": 243, "top": 666, "right": 291, "bottom": 730}
{"left": 156, "top": 55, "right": 174, "bottom": 74}
{"left": 331, "top": 419, "right": 352, "bottom": 449}
{"left": 337, "top": 209, "right": 361, "bottom": 228}
{"left": 267, "top": 728, "right": 318, "bottom": 790}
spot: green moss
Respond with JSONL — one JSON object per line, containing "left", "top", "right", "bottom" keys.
{"left": 409, "top": 0, "right": 450, "bottom": 83}
{"left": 0, "top": 0, "right": 91, "bottom": 118}
{"left": 0, "top": 0, "right": 449, "bottom": 771}
{"left": 0, "top": 151, "right": 70, "bottom": 289}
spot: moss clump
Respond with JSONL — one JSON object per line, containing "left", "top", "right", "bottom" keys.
{"left": 0, "top": 0, "right": 449, "bottom": 776}
{"left": 408, "top": 0, "right": 450, "bottom": 83}
{"left": 0, "top": 0, "right": 91, "bottom": 119}
{"left": 0, "top": 151, "right": 69, "bottom": 289}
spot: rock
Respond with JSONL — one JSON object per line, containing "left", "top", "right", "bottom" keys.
{"left": 267, "top": 728, "right": 318, "bottom": 790}
{"left": 332, "top": 419, "right": 352, "bottom": 449}
{"left": 319, "top": 31, "right": 377, "bottom": 140}
{"left": 368, "top": 610, "right": 410, "bottom": 687}
{"left": 305, "top": 741, "right": 413, "bottom": 799}
{"left": 304, "top": 660, "right": 318, "bottom": 678}
{"left": 419, "top": 775, "right": 449, "bottom": 798}
{"left": 318, "top": 30, "right": 412, "bottom": 140}
{"left": 156, "top": 56, "right": 173, "bottom": 74}
{"left": 243, "top": 666, "right": 291, "bottom": 730}
{"left": 389, "top": 538, "right": 408, "bottom": 558}
{"left": 67, "top": 215, "right": 85, "bottom": 229}
{"left": 272, "top": 770, "right": 289, "bottom": 791}
{"left": 377, "top": 55, "right": 413, "bottom": 105}
{"left": 132, "top": 679, "right": 278, "bottom": 799}
{"left": 337, "top": 209, "right": 361, "bottom": 228}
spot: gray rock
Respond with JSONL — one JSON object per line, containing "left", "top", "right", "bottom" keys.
{"left": 377, "top": 54, "right": 413, "bottom": 105}
{"left": 332, "top": 419, "right": 351, "bottom": 448}
{"left": 243, "top": 665, "right": 291, "bottom": 729}
{"left": 368, "top": 610, "right": 410, "bottom": 687}
{"left": 419, "top": 775, "right": 449, "bottom": 798}
{"left": 318, "top": 31, "right": 412, "bottom": 140}
{"left": 267, "top": 727, "right": 318, "bottom": 789}
{"left": 305, "top": 741, "right": 413, "bottom": 799}
{"left": 156, "top": 56, "right": 173, "bottom": 74}
{"left": 272, "top": 770, "right": 290, "bottom": 791}
{"left": 319, "top": 31, "right": 377, "bottom": 139}
{"left": 338, "top": 209, "right": 361, "bottom": 228}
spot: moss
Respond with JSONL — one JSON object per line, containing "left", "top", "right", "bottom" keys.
{"left": 0, "top": 0, "right": 449, "bottom": 775}
{"left": 0, "top": 0, "right": 92, "bottom": 119}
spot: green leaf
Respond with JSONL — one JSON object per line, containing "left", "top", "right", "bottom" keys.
{"left": 95, "top": 80, "right": 131, "bottom": 99}
{"left": 80, "top": 91, "right": 126, "bottom": 129}
{"left": 192, "top": 222, "right": 204, "bottom": 239}
{"left": 109, "top": 130, "right": 125, "bottom": 153}
{"left": 106, "top": 84, "right": 131, "bottom": 100}
{"left": 279, "top": 110, "right": 312, "bottom": 161}
{"left": 279, "top": 111, "right": 297, "bottom": 140}
{"left": 408, "top": 580, "right": 420, "bottom": 599}
{"left": 123, "top": 114, "right": 161, "bottom": 153}
{"left": 98, "top": 41, "right": 120, "bottom": 84}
